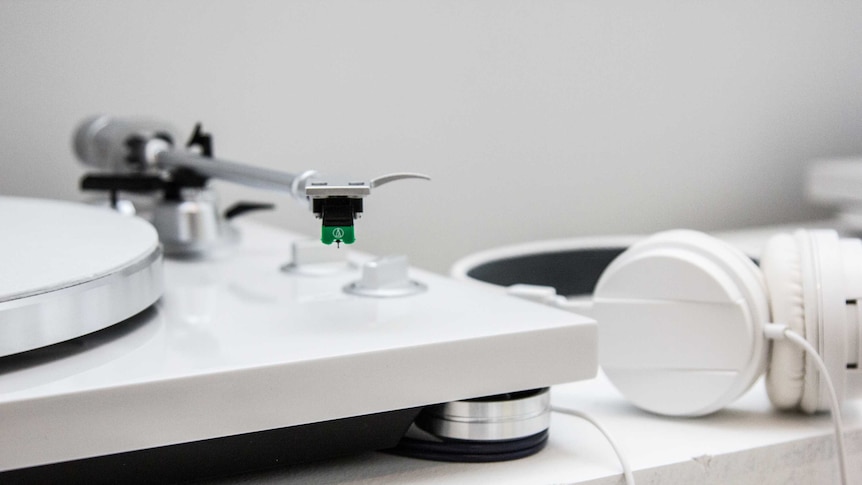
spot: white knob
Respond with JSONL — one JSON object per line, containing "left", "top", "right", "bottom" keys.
{"left": 281, "top": 239, "right": 350, "bottom": 276}
{"left": 344, "top": 255, "right": 426, "bottom": 297}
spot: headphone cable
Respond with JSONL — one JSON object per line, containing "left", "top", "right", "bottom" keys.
{"left": 551, "top": 325, "right": 847, "bottom": 485}
{"left": 550, "top": 406, "right": 636, "bottom": 485}
{"left": 766, "top": 324, "right": 849, "bottom": 485}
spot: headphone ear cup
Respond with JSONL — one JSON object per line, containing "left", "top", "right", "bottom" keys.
{"left": 761, "top": 233, "right": 806, "bottom": 410}
{"left": 594, "top": 230, "right": 769, "bottom": 416}
{"left": 764, "top": 229, "right": 852, "bottom": 414}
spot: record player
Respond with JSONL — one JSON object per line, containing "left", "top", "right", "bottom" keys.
{"left": 0, "top": 117, "right": 597, "bottom": 483}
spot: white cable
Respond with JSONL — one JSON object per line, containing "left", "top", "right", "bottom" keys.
{"left": 765, "top": 324, "right": 849, "bottom": 485}
{"left": 784, "top": 329, "right": 849, "bottom": 485}
{"left": 551, "top": 406, "right": 636, "bottom": 485}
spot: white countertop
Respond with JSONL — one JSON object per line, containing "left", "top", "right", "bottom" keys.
{"left": 211, "top": 372, "right": 862, "bottom": 485}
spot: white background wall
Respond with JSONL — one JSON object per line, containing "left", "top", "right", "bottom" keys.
{"left": 2, "top": 1, "right": 861, "bottom": 273}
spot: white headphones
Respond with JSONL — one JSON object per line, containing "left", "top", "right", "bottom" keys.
{"left": 452, "top": 229, "right": 862, "bottom": 417}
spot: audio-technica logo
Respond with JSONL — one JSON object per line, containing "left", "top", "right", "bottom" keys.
{"left": 332, "top": 227, "right": 345, "bottom": 239}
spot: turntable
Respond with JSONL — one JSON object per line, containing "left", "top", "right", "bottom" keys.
{"left": 0, "top": 117, "right": 597, "bottom": 483}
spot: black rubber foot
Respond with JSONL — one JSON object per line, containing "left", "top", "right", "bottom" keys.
{"left": 382, "top": 429, "right": 549, "bottom": 463}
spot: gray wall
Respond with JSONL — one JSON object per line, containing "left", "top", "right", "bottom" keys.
{"left": 2, "top": 1, "right": 861, "bottom": 273}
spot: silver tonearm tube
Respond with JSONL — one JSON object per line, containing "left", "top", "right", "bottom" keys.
{"left": 73, "top": 115, "right": 429, "bottom": 246}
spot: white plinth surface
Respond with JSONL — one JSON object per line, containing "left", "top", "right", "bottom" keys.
{"left": 0, "top": 218, "right": 596, "bottom": 472}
